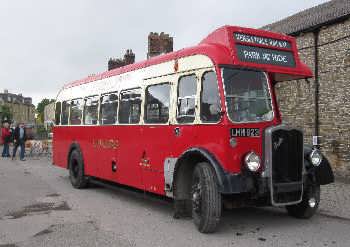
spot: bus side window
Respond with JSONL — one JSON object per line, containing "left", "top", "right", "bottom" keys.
{"left": 70, "top": 99, "right": 83, "bottom": 125}
{"left": 200, "top": 71, "right": 221, "bottom": 123}
{"left": 119, "top": 89, "right": 142, "bottom": 124}
{"left": 61, "top": 101, "right": 70, "bottom": 125}
{"left": 100, "top": 93, "right": 118, "bottom": 125}
{"left": 144, "top": 83, "right": 171, "bottom": 124}
{"left": 84, "top": 96, "right": 99, "bottom": 125}
{"left": 55, "top": 102, "right": 61, "bottom": 125}
{"left": 177, "top": 74, "right": 197, "bottom": 123}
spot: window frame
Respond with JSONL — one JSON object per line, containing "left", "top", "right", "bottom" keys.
{"left": 83, "top": 95, "right": 99, "bottom": 126}
{"left": 99, "top": 91, "right": 119, "bottom": 125}
{"left": 55, "top": 101, "right": 61, "bottom": 126}
{"left": 221, "top": 66, "right": 275, "bottom": 124}
{"left": 69, "top": 98, "right": 84, "bottom": 126}
{"left": 144, "top": 82, "right": 171, "bottom": 125}
{"left": 199, "top": 70, "right": 222, "bottom": 124}
{"left": 61, "top": 100, "right": 70, "bottom": 126}
{"left": 176, "top": 73, "right": 198, "bottom": 124}
{"left": 118, "top": 87, "right": 142, "bottom": 125}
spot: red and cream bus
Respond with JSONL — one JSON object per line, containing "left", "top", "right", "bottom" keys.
{"left": 53, "top": 26, "right": 334, "bottom": 233}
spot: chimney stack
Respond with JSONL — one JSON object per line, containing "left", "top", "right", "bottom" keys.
{"left": 108, "top": 49, "right": 135, "bottom": 71}
{"left": 147, "top": 32, "right": 173, "bottom": 59}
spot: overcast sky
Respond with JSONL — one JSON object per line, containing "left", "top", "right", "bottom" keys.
{"left": 0, "top": 0, "right": 329, "bottom": 106}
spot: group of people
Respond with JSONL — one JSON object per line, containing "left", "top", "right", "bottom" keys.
{"left": 1, "top": 122, "right": 27, "bottom": 161}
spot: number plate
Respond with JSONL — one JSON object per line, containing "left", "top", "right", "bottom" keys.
{"left": 230, "top": 128, "right": 260, "bottom": 137}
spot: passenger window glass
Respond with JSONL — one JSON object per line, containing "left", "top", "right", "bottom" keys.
{"left": 61, "top": 101, "right": 70, "bottom": 125}
{"left": 200, "top": 71, "right": 221, "bottom": 122}
{"left": 84, "top": 96, "right": 99, "bottom": 125}
{"left": 55, "top": 102, "right": 61, "bottom": 125}
{"left": 100, "top": 93, "right": 118, "bottom": 125}
{"left": 70, "top": 99, "right": 83, "bottom": 125}
{"left": 177, "top": 74, "right": 197, "bottom": 123}
{"left": 119, "top": 89, "right": 142, "bottom": 124}
{"left": 145, "top": 83, "right": 170, "bottom": 124}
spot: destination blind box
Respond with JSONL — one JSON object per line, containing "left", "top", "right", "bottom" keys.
{"left": 233, "top": 32, "right": 296, "bottom": 68}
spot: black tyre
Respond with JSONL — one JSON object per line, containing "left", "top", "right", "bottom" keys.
{"left": 286, "top": 182, "right": 320, "bottom": 219}
{"left": 192, "top": 162, "right": 222, "bottom": 233}
{"left": 69, "top": 149, "right": 88, "bottom": 189}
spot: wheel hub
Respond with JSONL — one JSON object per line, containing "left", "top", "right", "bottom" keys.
{"left": 192, "top": 183, "right": 201, "bottom": 213}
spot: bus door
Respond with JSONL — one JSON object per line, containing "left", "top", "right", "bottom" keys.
{"left": 140, "top": 75, "right": 175, "bottom": 195}
{"left": 171, "top": 72, "right": 201, "bottom": 154}
{"left": 116, "top": 88, "right": 144, "bottom": 189}
{"left": 97, "top": 93, "right": 120, "bottom": 181}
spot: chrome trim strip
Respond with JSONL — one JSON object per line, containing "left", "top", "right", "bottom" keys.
{"left": 164, "top": 157, "right": 177, "bottom": 198}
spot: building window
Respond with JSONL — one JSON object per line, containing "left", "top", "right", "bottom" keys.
{"left": 69, "top": 99, "right": 83, "bottom": 125}
{"left": 119, "top": 88, "right": 142, "bottom": 124}
{"left": 144, "top": 83, "right": 171, "bottom": 124}
{"left": 84, "top": 96, "right": 99, "bottom": 125}
{"left": 100, "top": 93, "right": 118, "bottom": 125}
{"left": 177, "top": 74, "right": 197, "bottom": 123}
{"left": 200, "top": 71, "right": 221, "bottom": 122}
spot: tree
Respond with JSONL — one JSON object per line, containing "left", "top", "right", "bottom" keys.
{"left": 36, "top": 98, "right": 55, "bottom": 124}
{"left": 0, "top": 105, "right": 12, "bottom": 122}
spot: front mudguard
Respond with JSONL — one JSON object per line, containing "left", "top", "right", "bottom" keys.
{"left": 304, "top": 145, "right": 334, "bottom": 185}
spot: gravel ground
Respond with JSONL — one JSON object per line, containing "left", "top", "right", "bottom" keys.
{"left": 0, "top": 156, "right": 350, "bottom": 247}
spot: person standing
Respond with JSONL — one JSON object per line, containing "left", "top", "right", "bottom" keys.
{"left": 12, "top": 123, "right": 27, "bottom": 161}
{"left": 1, "top": 122, "right": 11, "bottom": 157}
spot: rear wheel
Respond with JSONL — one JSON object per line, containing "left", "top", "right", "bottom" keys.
{"left": 69, "top": 149, "right": 88, "bottom": 189}
{"left": 286, "top": 182, "right": 320, "bottom": 219}
{"left": 192, "top": 162, "right": 222, "bottom": 233}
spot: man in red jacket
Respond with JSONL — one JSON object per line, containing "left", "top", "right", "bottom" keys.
{"left": 1, "top": 121, "right": 11, "bottom": 158}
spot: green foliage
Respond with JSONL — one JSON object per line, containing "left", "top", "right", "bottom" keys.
{"left": 0, "top": 105, "right": 12, "bottom": 122}
{"left": 36, "top": 98, "right": 55, "bottom": 123}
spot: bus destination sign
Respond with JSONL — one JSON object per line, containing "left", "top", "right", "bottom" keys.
{"left": 235, "top": 44, "right": 296, "bottom": 68}
{"left": 234, "top": 33, "right": 291, "bottom": 49}
{"left": 233, "top": 32, "right": 296, "bottom": 68}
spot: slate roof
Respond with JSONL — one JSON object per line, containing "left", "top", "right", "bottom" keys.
{"left": 262, "top": 0, "right": 350, "bottom": 35}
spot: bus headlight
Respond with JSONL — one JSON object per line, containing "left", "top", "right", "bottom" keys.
{"left": 244, "top": 151, "right": 261, "bottom": 172}
{"left": 310, "top": 149, "right": 322, "bottom": 166}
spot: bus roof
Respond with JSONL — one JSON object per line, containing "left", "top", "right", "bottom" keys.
{"left": 64, "top": 25, "right": 312, "bottom": 89}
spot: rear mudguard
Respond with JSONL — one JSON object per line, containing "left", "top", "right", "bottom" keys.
{"left": 304, "top": 145, "right": 334, "bottom": 185}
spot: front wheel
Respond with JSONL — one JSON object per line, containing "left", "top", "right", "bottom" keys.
{"left": 286, "top": 182, "right": 320, "bottom": 219}
{"left": 192, "top": 162, "right": 222, "bottom": 233}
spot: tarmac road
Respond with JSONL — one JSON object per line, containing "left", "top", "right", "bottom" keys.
{"left": 1, "top": 157, "right": 350, "bottom": 247}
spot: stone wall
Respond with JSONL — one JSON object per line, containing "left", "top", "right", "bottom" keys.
{"left": 147, "top": 32, "right": 173, "bottom": 59}
{"left": 275, "top": 18, "right": 350, "bottom": 177}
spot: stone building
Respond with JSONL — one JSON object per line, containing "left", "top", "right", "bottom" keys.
{"left": 147, "top": 32, "right": 173, "bottom": 59}
{"left": 0, "top": 89, "right": 35, "bottom": 124}
{"left": 108, "top": 49, "right": 135, "bottom": 71}
{"left": 263, "top": 0, "right": 350, "bottom": 177}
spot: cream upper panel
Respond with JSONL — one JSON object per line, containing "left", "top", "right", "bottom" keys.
{"left": 56, "top": 54, "right": 214, "bottom": 102}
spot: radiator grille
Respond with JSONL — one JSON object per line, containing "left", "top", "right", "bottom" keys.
{"left": 270, "top": 128, "right": 303, "bottom": 204}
